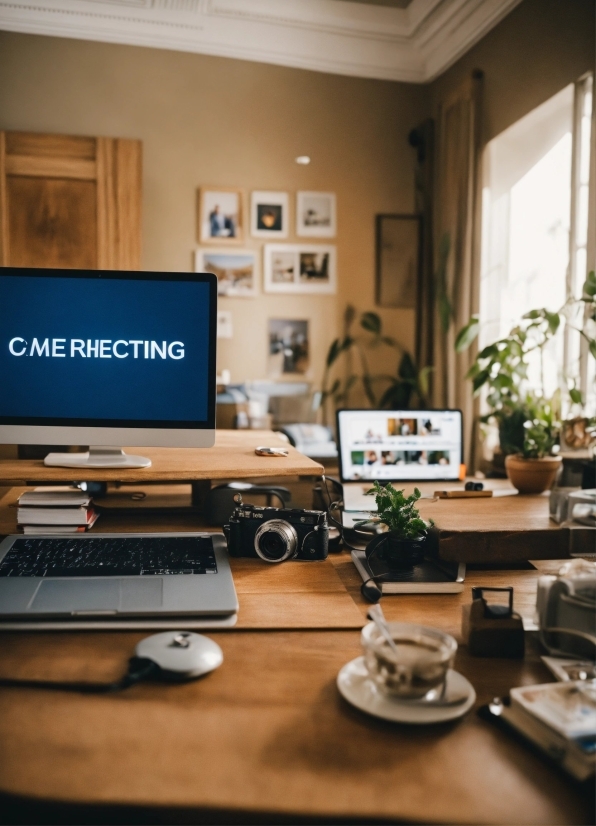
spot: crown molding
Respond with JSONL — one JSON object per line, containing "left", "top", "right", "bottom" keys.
{"left": 0, "top": 0, "right": 522, "bottom": 83}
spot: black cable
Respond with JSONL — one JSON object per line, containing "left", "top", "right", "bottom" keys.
{"left": 0, "top": 656, "right": 160, "bottom": 694}
{"left": 321, "top": 475, "right": 375, "bottom": 552}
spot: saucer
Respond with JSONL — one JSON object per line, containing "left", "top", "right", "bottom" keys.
{"left": 337, "top": 657, "right": 476, "bottom": 724}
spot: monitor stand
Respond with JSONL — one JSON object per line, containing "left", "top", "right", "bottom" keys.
{"left": 44, "top": 447, "right": 152, "bottom": 469}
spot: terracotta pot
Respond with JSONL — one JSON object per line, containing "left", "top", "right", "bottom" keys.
{"left": 505, "top": 454, "right": 562, "bottom": 495}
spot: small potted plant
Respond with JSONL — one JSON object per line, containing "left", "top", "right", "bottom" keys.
{"left": 356, "top": 481, "right": 432, "bottom": 571}
{"left": 505, "top": 398, "right": 562, "bottom": 494}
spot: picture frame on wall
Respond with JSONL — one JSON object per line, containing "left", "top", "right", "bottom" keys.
{"left": 264, "top": 244, "right": 336, "bottom": 295}
{"left": 375, "top": 214, "right": 421, "bottom": 309}
{"left": 296, "top": 191, "right": 336, "bottom": 237}
{"left": 251, "top": 191, "right": 289, "bottom": 238}
{"left": 198, "top": 187, "right": 245, "bottom": 244}
{"left": 196, "top": 248, "right": 258, "bottom": 297}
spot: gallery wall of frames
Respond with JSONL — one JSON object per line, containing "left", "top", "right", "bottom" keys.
{"left": 196, "top": 188, "right": 338, "bottom": 380}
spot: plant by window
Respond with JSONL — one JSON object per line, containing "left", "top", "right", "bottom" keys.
{"left": 455, "top": 270, "right": 596, "bottom": 452}
{"left": 522, "top": 397, "right": 560, "bottom": 458}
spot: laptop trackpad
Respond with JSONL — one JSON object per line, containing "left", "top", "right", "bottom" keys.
{"left": 30, "top": 579, "right": 163, "bottom": 614}
{"left": 31, "top": 579, "right": 120, "bottom": 613}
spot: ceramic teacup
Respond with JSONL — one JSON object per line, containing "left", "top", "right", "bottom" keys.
{"left": 361, "top": 621, "right": 457, "bottom": 700}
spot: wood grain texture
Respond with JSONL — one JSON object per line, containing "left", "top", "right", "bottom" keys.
{"left": 97, "top": 137, "right": 142, "bottom": 270}
{"left": 5, "top": 155, "right": 96, "bottom": 179}
{"left": 5, "top": 132, "right": 96, "bottom": 159}
{"left": 0, "top": 431, "right": 323, "bottom": 485}
{"left": 0, "top": 619, "right": 590, "bottom": 823}
{"left": 0, "top": 130, "right": 141, "bottom": 271}
{"left": 6, "top": 176, "right": 98, "bottom": 269}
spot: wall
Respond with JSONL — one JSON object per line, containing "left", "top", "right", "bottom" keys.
{"left": 430, "top": 0, "right": 595, "bottom": 145}
{"left": 0, "top": 31, "right": 428, "bottom": 393}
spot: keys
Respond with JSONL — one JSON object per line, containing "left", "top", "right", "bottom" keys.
{"left": 0, "top": 536, "right": 217, "bottom": 577}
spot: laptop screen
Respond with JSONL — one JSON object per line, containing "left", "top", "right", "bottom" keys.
{"left": 337, "top": 409, "right": 463, "bottom": 482}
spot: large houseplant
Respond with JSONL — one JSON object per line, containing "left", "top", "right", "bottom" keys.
{"left": 316, "top": 306, "right": 432, "bottom": 424}
{"left": 455, "top": 271, "right": 596, "bottom": 488}
{"left": 505, "top": 396, "right": 562, "bottom": 494}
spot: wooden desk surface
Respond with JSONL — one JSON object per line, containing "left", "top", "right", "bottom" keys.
{"left": 0, "top": 430, "right": 323, "bottom": 484}
{"left": 0, "top": 560, "right": 593, "bottom": 823}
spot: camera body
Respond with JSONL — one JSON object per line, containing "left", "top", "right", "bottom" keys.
{"left": 225, "top": 504, "right": 328, "bottom": 563}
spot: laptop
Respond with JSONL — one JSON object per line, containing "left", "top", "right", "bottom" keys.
{"left": 337, "top": 409, "right": 463, "bottom": 514}
{"left": 0, "top": 532, "right": 239, "bottom": 629}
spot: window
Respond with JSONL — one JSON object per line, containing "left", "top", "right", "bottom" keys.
{"left": 479, "top": 77, "right": 594, "bottom": 419}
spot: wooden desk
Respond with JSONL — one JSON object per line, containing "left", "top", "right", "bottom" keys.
{"left": 0, "top": 440, "right": 593, "bottom": 822}
{"left": 0, "top": 554, "right": 593, "bottom": 821}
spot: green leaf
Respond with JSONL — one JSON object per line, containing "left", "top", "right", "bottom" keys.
{"left": 326, "top": 338, "right": 341, "bottom": 368}
{"left": 360, "top": 312, "right": 382, "bottom": 335}
{"left": 472, "top": 368, "right": 490, "bottom": 393}
{"left": 546, "top": 312, "right": 560, "bottom": 335}
{"left": 583, "top": 271, "right": 596, "bottom": 297}
{"left": 477, "top": 343, "right": 497, "bottom": 360}
{"left": 569, "top": 388, "right": 584, "bottom": 405}
{"left": 455, "top": 317, "right": 480, "bottom": 352}
{"left": 522, "top": 309, "right": 543, "bottom": 320}
{"left": 590, "top": 340, "right": 596, "bottom": 360}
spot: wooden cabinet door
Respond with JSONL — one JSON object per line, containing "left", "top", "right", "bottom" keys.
{"left": 0, "top": 131, "right": 141, "bottom": 270}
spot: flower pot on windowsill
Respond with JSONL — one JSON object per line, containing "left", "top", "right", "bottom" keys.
{"left": 505, "top": 454, "right": 562, "bottom": 495}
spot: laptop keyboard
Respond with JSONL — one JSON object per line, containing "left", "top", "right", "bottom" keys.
{"left": 0, "top": 536, "right": 218, "bottom": 578}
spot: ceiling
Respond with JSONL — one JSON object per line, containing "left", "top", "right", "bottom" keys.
{"left": 0, "top": 0, "right": 522, "bottom": 83}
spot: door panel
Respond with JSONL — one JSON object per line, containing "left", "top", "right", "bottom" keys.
{"left": 7, "top": 176, "right": 97, "bottom": 269}
{"left": 0, "top": 131, "right": 141, "bottom": 270}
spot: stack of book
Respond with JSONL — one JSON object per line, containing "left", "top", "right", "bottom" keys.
{"left": 497, "top": 681, "right": 596, "bottom": 781}
{"left": 17, "top": 487, "right": 99, "bottom": 535}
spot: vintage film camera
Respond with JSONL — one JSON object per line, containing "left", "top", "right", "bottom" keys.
{"left": 224, "top": 500, "right": 328, "bottom": 563}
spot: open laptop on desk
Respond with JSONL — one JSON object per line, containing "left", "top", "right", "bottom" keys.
{"left": 337, "top": 409, "right": 463, "bottom": 516}
{"left": 0, "top": 532, "right": 239, "bottom": 629}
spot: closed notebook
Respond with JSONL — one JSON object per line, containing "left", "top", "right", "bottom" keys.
{"left": 351, "top": 550, "right": 465, "bottom": 594}
{"left": 18, "top": 507, "right": 97, "bottom": 526}
{"left": 22, "top": 513, "right": 100, "bottom": 534}
{"left": 511, "top": 681, "right": 596, "bottom": 740}
{"left": 17, "top": 487, "right": 91, "bottom": 508}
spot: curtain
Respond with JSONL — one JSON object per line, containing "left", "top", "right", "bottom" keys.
{"left": 432, "top": 71, "right": 484, "bottom": 469}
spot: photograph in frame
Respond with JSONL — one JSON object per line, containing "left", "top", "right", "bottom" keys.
{"left": 268, "top": 319, "right": 310, "bottom": 376}
{"left": 264, "top": 244, "right": 336, "bottom": 294}
{"left": 296, "top": 191, "right": 336, "bottom": 237}
{"left": 196, "top": 248, "right": 257, "bottom": 297}
{"left": 251, "top": 191, "right": 289, "bottom": 239}
{"left": 198, "top": 187, "right": 244, "bottom": 244}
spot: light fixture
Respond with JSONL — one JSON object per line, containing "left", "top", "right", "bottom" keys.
{"left": 295, "top": 155, "right": 311, "bottom": 165}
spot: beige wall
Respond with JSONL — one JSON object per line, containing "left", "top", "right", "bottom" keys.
{"left": 430, "top": 0, "right": 595, "bottom": 145}
{"left": 0, "top": 31, "right": 427, "bottom": 392}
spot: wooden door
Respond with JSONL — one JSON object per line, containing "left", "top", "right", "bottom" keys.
{"left": 0, "top": 131, "right": 142, "bottom": 270}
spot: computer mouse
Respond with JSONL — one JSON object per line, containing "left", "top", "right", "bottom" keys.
{"left": 135, "top": 631, "right": 223, "bottom": 680}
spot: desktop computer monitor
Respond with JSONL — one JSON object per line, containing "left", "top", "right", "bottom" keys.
{"left": 0, "top": 268, "right": 217, "bottom": 468}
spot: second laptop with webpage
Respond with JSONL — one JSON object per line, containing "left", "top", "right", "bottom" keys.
{"left": 336, "top": 408, "right": 465, "bottom": 595}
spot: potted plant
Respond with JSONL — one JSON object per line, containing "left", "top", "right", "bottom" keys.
{"left": 505, "top": 397, "right": 562, "bottom": 494}
{"left": 356, "top": 481, "right": 432, "bottom": 571}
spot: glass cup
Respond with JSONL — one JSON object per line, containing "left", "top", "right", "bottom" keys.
{"left": 361, "top": 621, "right": 457, "bottom": 700}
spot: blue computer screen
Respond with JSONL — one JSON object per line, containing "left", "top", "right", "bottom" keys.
{"left": 0, "top": 271, "right": 215, "bottom": 426}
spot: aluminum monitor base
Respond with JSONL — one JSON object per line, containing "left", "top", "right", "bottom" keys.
{"left": 44, "top": 447, "right": 152, "bottom": 469}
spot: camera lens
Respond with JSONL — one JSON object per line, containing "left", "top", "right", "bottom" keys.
{"left": 254, "top": 520, "right": 298, "bottom": 563}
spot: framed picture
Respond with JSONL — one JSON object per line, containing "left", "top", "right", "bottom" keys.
{"left": 268, "top": 319, "right": 310, "bottom": 376}
{"left": 375, "top": 214, "right": 421, "bottom": 309}
{"left": 196, "top": 248, "right": 257, "bottom": 297}
{"left": 296, "top": 191, "right": 336, "bottom": 237}
{"left": 264, "top": 244, "right": 336, "bottom": 294}
{"left": 251, "top": 191, "right": 288, "bottom": 238}
{"left": 198, "top": 187, "right": 244, "bottom": 244}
